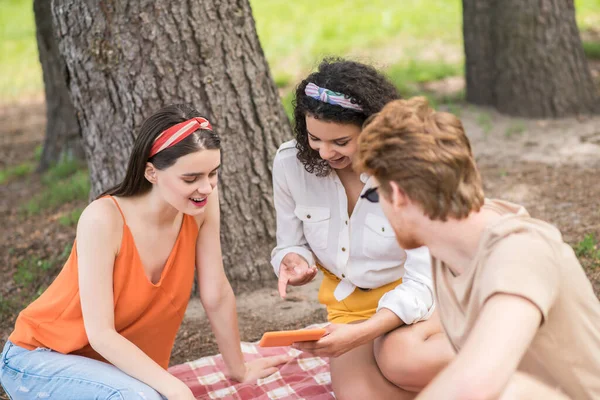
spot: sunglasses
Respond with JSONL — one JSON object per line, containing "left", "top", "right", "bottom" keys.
{"left": 360, "top": 186, "right": 379, "bottom": 203}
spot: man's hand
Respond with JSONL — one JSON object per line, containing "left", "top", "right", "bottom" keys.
{"left": 292, "top": 324, "right": 364, "bottom": 358}
{"left": 278, "top": 252, "right": 318, "bottom": 298}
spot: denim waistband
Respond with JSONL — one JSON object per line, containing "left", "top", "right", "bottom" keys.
{"left": 1, "top": 340, "right": 31, "bottom": 366}
{"left": 1, "top": 340, "right": 13, "bottom": 364}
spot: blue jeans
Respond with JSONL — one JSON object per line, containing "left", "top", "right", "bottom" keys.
{"left": 1, "top": 341, "right": 167, "bottom": 399}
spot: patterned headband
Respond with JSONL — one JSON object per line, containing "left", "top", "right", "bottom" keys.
{"left": 149, "top": 117, "right": 213, "bottom": 158}
{"left": 304, "top": 82, "right": 363, "bottom": 112}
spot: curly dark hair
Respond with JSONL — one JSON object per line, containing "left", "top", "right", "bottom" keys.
{"left": 293, "top": 58, "right": 400, "bottom": 176}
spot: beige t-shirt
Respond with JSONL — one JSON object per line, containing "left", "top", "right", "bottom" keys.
{"left": 433, "top": 199, "right": 600, "bottom": 399}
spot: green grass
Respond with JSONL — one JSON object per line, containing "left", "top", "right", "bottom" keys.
{"left": 0, "top": 161, "right": 34, "bottom": 184}
{"left": 0, "top": 0, "right": 40, "bottom": 101}
{"left": 281, "top": 90, "right": 295, "bottom": 121}
{"left": 20, "top": 159, "right": 89, "bottom": 216}
{"left": 1, "top": 243, "right": 74, "bottom": 323}
{"left": 251, "top": 0, "right": 463, "bottom": 80}
{"left": 387, "top": 60, "right": 463, "bottom": 96}
{"left": 0, "top": 294, "right": 22, "bottom": 323}
{"left": 476, "top": 111, "right": 493, "bottom": 136}
{"left": 22, "top": 169, "right": 90, "bottom": 216}
{"left": 505, "top": 121, "right": 526, "bottom": 138}
{"left": 387, "top": 61, "right": 463, "bottom": 86}
{"left": 34, "top": 144, "right": 43, "bottom": 160}
{"left": 58, "top": 207, "right": 84, "bottom": 227}
{"left": 575, "top": 233, "right": 600, "bottom": 259}
{"left": 577, "top": 0, "right": 600, "bottom": 31}
{"left": 583, "top": 41, "right": 600, "bottom": 60}
{"left": 41, "top": 158, "right": 86, "bottom": 185}
{"left": 575, "top": 233, "right": 600, "bottom": 270}
{"left": 444, "top": 102, "right": 464, "bottom": 118}
{"left": 0, "top": 145, "right": 45, "bottom": 185}
{"left": 14, "top": 256, "right": 53, "bottom": 287}
{"left": 1, "top": 0, "right": 599, "bottom": 102}
{"left": 274, "top": 73, "right": 294, "bottom": 89}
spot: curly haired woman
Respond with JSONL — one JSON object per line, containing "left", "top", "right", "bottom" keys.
{"left": 270, "top": 58, "right": 454, "bottom": 399}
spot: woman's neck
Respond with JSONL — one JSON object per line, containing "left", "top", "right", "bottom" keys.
{"left": 335, "top": 164, "right": 358, "bottom": 179}
{"left": 120, "top": 191, "right": 181, "bottom": 228}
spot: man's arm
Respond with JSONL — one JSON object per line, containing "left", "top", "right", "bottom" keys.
{"left": 417, "top": 293, "right": 562, "bottom": 400}
{"left": 500, "top": 372, "right": 569, "bottom": 400}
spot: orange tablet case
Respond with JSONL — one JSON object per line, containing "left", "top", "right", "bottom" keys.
{"left": 258, "top": 328, "right": 327, "bottom": 347}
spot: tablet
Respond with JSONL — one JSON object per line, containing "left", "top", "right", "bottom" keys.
{"left": 258, "top": 328, "right": 327, "bottom": 347}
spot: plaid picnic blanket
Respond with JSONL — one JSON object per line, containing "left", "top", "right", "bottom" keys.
{"left": 169, "top": 342, "right": 334, "bottom": 399}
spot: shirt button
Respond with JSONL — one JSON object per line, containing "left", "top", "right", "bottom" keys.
{"left": 381, "top": 227, "right": 385, "bottom": 232}
{"left": 307, "top": 214, "right": 311, "bottom": 219}
{"left": 341, "top": 247, "right": 346, "bottom": 252}
{"left": 345, "top": 220, "right": 348, "bottom": 225}
{"left": 342, "top": 274, "right": 346, "bottom": 278}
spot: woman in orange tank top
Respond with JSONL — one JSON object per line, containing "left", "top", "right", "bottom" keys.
{"left": 1, "top": 105, "right": 289, "bottom": 400}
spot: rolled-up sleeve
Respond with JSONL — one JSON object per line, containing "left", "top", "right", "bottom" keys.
{"left": 270, "top": 152, "right": 315, "bottom": 277}
{"left": 376, "top": 246, "right": 435, "bottom": 324}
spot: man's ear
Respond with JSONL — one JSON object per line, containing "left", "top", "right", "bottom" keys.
{"left": 144, "top": 162, "right": 158, "bottom": 184}
{"left": 389, "top": 181, "right": 409, "bottom": 209}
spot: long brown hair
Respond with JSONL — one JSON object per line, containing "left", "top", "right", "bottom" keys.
{"left": 99, "top": 104, "right": 220, "bottom": 198}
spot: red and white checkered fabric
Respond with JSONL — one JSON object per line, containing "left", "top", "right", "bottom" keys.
{"left": 169, "top": 336, "right": 334, "bottom": 399}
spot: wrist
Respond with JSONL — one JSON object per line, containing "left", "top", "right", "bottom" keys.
{"left": 362, "top": 308, "right": 405, "bottom": 340}
{"left": 228, "top": 362, "right": 247, "bottom": 382}
{"left": 161, "top": 378, "right": 191, "bottom": 398}
{"left": 357, "top": 317, "right": 390, "bottom": 343}
{"left": 346, "top": 322, "right": 373, "bottom": 346}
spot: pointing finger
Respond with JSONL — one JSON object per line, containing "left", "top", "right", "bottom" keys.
{"left": 278, "top": 272, "right": 289, "bottom": 298}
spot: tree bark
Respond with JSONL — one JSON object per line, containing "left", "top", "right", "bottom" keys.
{"left": 34, "top": 0, "right": 84, "bottom": 172}
{"left": 463, "top": 0, "right": 599, "bottom": 117}
{"left": 51, "top": 0, "right": 292, "bottom": 283}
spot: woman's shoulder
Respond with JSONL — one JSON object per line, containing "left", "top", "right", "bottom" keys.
{"left": 275, "top": 139, "right": 299, "bottom": 158}
{"left": 77, "top": 196, "right": 125, "bottom": 236}
{"left": 274, "top": 140, "right": 302, "bottom": 169}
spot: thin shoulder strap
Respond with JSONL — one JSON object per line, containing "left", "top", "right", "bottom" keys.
{"left": 105, "top": 195, "right": 126, "bottom": 224}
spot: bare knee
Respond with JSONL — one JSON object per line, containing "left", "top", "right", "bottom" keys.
{"left": 375, "top": 320, "right": 454, "bottom": 392}
{"left": 375, "top": 329, "right": 425, "bottom": 391}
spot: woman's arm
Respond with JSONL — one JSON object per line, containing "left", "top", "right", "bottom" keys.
{"left": 271, "top": 151, "right": 318, "bottom": 296}
{"left": 194, "top": 188, "right": 246, "bottom": 380}
{"left": 377, "top": 246, "right": 435, "bottom": 325}
{"left": 77, "top": 200, "right": 193, "bottom": 399}
{"left": 196, "top": 189, "right": 289, "bottom": 381}
{"left": 270, "top": 150, "right": 315, "bottom": 275}
{"left": 293, "top": 308, "right": 401, "bottom": 357}
{"left": 294, "top": 247, "right": 434, "bottom": 357}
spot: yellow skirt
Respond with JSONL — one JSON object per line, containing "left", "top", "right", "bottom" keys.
{"left": 317, "top": 265, "right": 402, "bottom": 324}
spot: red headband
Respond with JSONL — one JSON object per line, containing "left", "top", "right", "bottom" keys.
{"left": 149, "top": 117, "right": 213, "bottom": 158}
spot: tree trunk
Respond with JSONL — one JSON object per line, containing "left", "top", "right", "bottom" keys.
{"left": 51, "top": 0, "right": 292, "bottom": 283}
{"left": 34, "top": 0, "right": 84, "bottom": 172}
{"left": 463, "top": 0, "right": 599, "bottom": 117}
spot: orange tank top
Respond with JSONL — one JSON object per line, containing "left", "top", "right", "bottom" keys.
{"left": 9, "top": 196, "right": 199, "bottom": 369}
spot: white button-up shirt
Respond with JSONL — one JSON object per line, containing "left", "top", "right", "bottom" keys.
{"left": 270, "top": 140, "right": 435, "bottom": 324}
